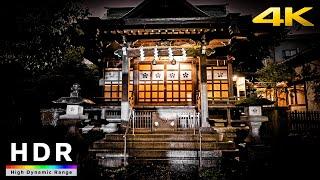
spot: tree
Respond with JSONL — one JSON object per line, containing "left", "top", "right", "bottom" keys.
{"left": 0, "top": 0, "right": 99, "bottom": 103}
{"left": 231, "top": 27, "right": 288, "bottom": 74}
{"left": 0, "top": 0, "right": 99, "bottom": 132}
{"left": 256, "top": 63, "right": 296, "bottom": 83}
{"left": 1, "top": 0, "right": 89, "bottom": 74}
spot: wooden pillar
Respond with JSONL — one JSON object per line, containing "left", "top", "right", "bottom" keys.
{"left": 227, "top": 60, "right": 234, "bottom": 127}
{"left": 227, "top": 60, "right": 234, "bottom": 98}
{"left": 304, "top": 81, "right": 309, "bottom": 111}
{"left": 275, "top": 88, "right": 278, "bottom": 107}
{"left": 200, "top": 35, "right": 210, "bottom": 127}
{"left": 192, "top": 62, "right": 197, "bottom": 104}
{"left": 121, "top": 36, "right": 130, "bottom": 122}
{"left": 302, "top": 65, "right": 309, "bottom": 110}
{"left": 133, "top": 63, "right": 139, "bottom": 105}
{"left": 293, "top": 84, "right": 298, "bottom": 105}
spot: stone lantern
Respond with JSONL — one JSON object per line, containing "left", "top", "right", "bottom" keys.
{"left": 53, "top": 83, "right": 95, "bottom": 126}
{"left": 237, "top": 96, "right": 273, "bottom": 144}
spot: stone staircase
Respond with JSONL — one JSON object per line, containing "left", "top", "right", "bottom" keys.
{"left": 89, "top": 131, "right": 239, "bottom": 168}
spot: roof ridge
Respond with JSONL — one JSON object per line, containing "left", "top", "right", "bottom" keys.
{"left": 122, "top": 0, "right": 209, "bottom": 19}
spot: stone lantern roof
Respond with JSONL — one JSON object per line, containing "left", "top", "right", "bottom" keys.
{"left": 52, "top": 83, "right": 95, "bottom": 105}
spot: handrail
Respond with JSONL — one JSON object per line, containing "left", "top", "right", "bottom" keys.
{"left": 199, "top": 126, "right": 202, "bottom": 168}
{"left": 129, "top": 94, "right": 135, "bottom": 134}
{"left": 195, "top": 111, "right": 202, "bottom": 168}
{"left": 123, "top": 108, "right": 133, "bottom": 166}
{"left": 193, "top": 110, "right": 196, "bottom": 135}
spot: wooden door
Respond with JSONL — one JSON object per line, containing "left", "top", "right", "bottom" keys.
{"left": 137, "top": 62, "right": 194, "bottom": 105}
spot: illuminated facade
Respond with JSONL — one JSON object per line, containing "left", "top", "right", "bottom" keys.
{"left": 83, "top": 0, "right": 251, "bottom": 128}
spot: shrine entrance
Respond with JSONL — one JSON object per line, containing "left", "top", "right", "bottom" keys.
{"left": 137, "top": 61, "right": 196, "bottom": 105}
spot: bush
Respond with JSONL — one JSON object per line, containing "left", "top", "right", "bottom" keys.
{"left": 236, "top": 96, "right": 274, "bottom": 106}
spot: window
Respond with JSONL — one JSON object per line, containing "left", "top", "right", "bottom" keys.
{"left": 138, "top": 62, "right": 193, "bottom": 103}
{"left": 104, "top": 68, "right": 133, "bottom": 101}
{"left": 207, "top": 66, "right": 229, "bottom": 100}
{"left": 138, "top": 64, "right": 165, "bottom": 102}
{"left": 282, "top": 48, "right": 299, "bottom": 59}
{"left": 166, "top": 63, "right": 193, "bottom": 102}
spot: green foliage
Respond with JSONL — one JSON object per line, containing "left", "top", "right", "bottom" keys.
{"left": 300, "top": 64, "right": 320, "bottom": 103}
{"left": 64, "top": 46, "right": 85, "bottom": 64}
{"left": 0, "top": 0, "right": 89, "bottom": 76}
{"left": 235, "top": 96, "right": 275, "bottom": 106}
{"left": 0, "top": 0, "right": 100, "bottom": 106}
{"left": 256, "top": 63, "right": 296, "bottom": 83}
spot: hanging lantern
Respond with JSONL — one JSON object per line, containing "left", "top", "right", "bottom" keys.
{"left": 171, "top": 59, "right": 176, "bottom": 65}
{"left": 152, "top": 59, "right": 157, "bottom": 65}
{"left": 152, "top": 46, "right": 159, "bottom": 65}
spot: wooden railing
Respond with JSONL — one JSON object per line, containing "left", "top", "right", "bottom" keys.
{"left": 199, "top": 127, "right": 202, "bottom": 168}
{"left": 208, "top": 96, "right": 238, "bottom": 106}
{"left": 288, "top": 111, "right": 320, "bottom": 135}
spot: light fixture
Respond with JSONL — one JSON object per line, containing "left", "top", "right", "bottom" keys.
{"left": 152, "top": 59, "right": 157, "bottom": 65}
{"left": 122, "top": 47, "right": 127, "bottom": 56}
{"left": 233, "top": 75, "right": 238, "bottom": 81}
{"left": 168, "top": 47, "right": 176, "bottom": 65}
{"left": 171, "top": 59, "right": 176, "bottom": 65}
{"left": 201, "top": 46, "right": 206, "bottom": 55}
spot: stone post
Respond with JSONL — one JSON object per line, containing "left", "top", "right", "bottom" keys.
{"left": 121, "top": 36, "right": 130, "bottom": 122}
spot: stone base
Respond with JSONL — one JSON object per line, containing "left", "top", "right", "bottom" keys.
{"left": 57, "top": 119, "right": 82, "bottom": 126}
{"left": 241, "top": 116, "right": 268, "bottom": 144}
{"left": 101, "top": 123, "right": 119, "bottom": 133}
{"left": 59, "top": 114, "right": 88, "bottom": 120}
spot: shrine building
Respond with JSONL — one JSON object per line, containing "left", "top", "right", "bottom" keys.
{"left": 82, "top": 0, "right": 251, "bottom": 130}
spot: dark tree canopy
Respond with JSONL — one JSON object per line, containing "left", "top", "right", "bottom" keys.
{"left": 0, "top": 0, "right": 99, "bottom": 106}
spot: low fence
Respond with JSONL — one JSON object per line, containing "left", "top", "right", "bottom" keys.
{"left": 288, "top": 111, "right": 320, "bottom": 135}
{"left": 129, "top": 109, "right": 200, "bottom": 130}
{"left": 131, "top": 110, "right": 153, "bottom": 129}
{"left": 177, "top": 111, "right": 200, "bottom": 128}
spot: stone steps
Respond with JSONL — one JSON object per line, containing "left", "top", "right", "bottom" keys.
{"left": 89, "top": 132, "right": 238, "bottom": 167}
{"left": 97, "top": 157, "right": 220, "bottom": 168}
{"left": 92, "top": 140, "right": 235, "bottom": 150}
{"left": 92, "top": 149, "right": 237, "bottom": 158}
{"left": 104, "top": 133, "right": 220, "bottom": 142}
